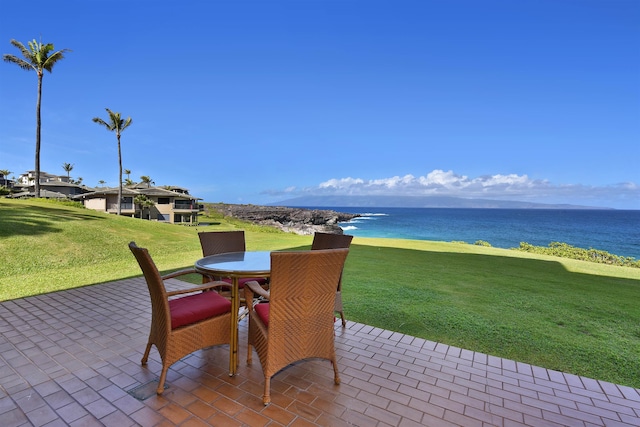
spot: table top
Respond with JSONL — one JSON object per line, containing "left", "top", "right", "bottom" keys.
{"left": 194, "top": 251, "right": 271, "bottom": 277}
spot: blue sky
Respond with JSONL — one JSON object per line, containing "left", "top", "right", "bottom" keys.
{"left": 1, "top": 0, "right": 638, "bottom": 209}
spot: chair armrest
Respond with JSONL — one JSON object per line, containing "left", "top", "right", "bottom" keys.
{"left": 161, "top": 268, "right": 198, "bottom": 280}
{"left": 166, "top": 280, "right": 232, "bottom": 297}
{"left": 244, "top": 280, "right": 270, "bottom": 300}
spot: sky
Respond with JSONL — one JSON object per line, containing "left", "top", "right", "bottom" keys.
{"left": 1, "top": 0, "right": 638, "bottom": 209}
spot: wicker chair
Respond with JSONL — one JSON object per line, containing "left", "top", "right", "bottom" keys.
{"left": 244, "top": 248, "right": 349, "bottom": 405}
{"left": 128, "top": 242, "right": 233, "bottom": 394}
{"left": 198, "top": 231, "right": 269, "bottom": 296}
{"left": 311, "top": 232, "right": 353, "bottom": 327}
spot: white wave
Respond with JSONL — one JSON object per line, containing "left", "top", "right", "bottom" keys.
{"left": 361, "top": 213, "right": 388, "bottom": 216}
{"left": 340, "top": 225, "right": 358, "bottom": 231}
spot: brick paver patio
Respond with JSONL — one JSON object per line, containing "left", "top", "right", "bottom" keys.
{"left": 0, "top": 277, "right": 638, "bottom": 426}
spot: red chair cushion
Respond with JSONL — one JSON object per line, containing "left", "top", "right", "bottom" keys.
{"left": 221, "top": 277, "right": 268, "bottom": 289}
{"left": 170, "top": 291, "right": 231, "bottom": 329}
{"left": 254, "top": 302, "right": 270, "bottom": 327}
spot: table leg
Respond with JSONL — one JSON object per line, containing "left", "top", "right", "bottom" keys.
{"left": 229, "top": 276, "right": 239, "bottom": 376}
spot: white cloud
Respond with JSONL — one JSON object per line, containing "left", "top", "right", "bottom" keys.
{"left": 314, "top": 170, "right": 544, "bottom": 198}
{"left": 296, "top": 170, "right": 640, "bottom": 209}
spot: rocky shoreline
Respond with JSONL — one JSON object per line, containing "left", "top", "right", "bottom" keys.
{"left": 204, "top": 203, "right": 360, "bottom": 235}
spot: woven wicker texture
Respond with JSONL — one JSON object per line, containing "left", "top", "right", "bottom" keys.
{"left": 198, "top": 230, "right": 246, "bottom": 257}
{"left": 311, "top": 232, "right": 353, "bottom": 326}
{"left": 128, "top": 242, "right": 232, "bottom": 394}
{"left": 198, "top": 230, "right": 269, "bottom": 304}
{"left": 198, "top": 230, "right": 245, "bottom": 283}
{"left": 245, "top": 248, "right": 349, "bottom": 405}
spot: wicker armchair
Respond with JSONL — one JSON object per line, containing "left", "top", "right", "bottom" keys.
{"left": 311, "top": 232, "right": 353, "bottom": 327}
{"left": 128, "top": 242, "right": 233, "bottom": 394}
{"left": 198, "top": 231, "right": 269, "bottom": 296}
{"left": 244, "top": 248, "right": 349, "bottom": 405}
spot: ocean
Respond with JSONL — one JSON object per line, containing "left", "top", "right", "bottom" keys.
{"left": 313, "top": 207, "right": 639, "bottom": 260}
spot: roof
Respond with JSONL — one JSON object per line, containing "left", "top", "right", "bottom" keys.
{"left": 8, "top": 189, "right": 68, "bottom": 199}
{"left": 73, "top": 185, "right": 199, "bottom": 200}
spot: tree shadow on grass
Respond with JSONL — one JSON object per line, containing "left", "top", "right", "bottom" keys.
{"left": 0, "top": 204, "right": 106, "bottom": 237}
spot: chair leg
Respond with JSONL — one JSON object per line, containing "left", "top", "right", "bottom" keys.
{"left": 157, "top": 365, "right": 169, "bottom": 395}
{"left": 141, "top": 343, "right": 152, "bottom": 365}
{"left": 247, "top": 342, "right": 253, "bottom": 365}
{"left": 335, "top": 292, "right": 346, "bottom": 327}
{"left": 262, "top": 376, "right": 271, "bottom": 405}
{"left": 339, "top": 311, "right": 346, "bottom": 327}
{"left": 332, "top": 359, "right": 341, "bottom": 385}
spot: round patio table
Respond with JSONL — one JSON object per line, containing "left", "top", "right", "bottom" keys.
{"left": 195, "top": 251, "right": 271, "bottom": 375}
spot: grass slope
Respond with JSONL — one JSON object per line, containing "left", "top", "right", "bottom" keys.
{"left": 1, "top": 198, "right": 639, "bottom": 388}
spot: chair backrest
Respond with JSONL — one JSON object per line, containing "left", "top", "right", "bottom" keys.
{"left": 128, "top": 242, "right": 171, "bottom": 331}
{"left": 198, "top": 230, "right": 246, "bottom": 257}
{"left": 311, "top": 232, "right": 353, "bottom": 292}
{"left": 267, "top": 248, "right": 349, "bottom": 356}
{"left": 311, "top": 232, "right": 353, "bottom": 250}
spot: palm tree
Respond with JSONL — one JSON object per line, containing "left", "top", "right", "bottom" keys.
{"left": 140, "top": 175, "right": 154, "bottom": 188}
{"left": 134, "top": 194, "right": 155, "bottom": 220}
{"left": 124, "top": 178, "right": 135, "bottom": 187}
{"left": 3, "top": 39, "right": 71, "bottom": 198}
{"left": 92, "top": 108, "right": 132, "bottom": 215}
{"left": 0, "top": 169, "right": 11, "bottom": 187}
{"left": 62, "top": 162, "right": 73, "bottom": 179}
{"left": 124, "top": 169, "right": 131, "bottom": 180}
{"left": 98, "top": 180, "right": 106, "bottom": 187}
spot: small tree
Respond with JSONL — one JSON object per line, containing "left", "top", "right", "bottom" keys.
{"left": 140, "top": 175, "right": 154, "bottom": 188}
{"left": 3, "top": 39, "right": 71, "bottom": 197}
{"left": 62, "top": 162, "right": 73, "bottom": 179}
{"left": 0, "top": 169, "right": 11, "bottom": 187}
{"left": 98, "top": 180, "right": 106, "bottom": 187}
{"left": 134, "top": 194, "right": 154, "bottom": 220}
{"left": 92, "top": 108, "right": 132, "bottom": 215}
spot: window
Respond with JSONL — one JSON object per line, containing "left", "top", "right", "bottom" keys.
{"left": 157, "top": 197, "right": 170, "bottom": 204}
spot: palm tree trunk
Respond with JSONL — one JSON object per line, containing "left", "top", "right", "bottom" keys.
{"left": 35, "top": 72, "right": 43, "bottom": 198}
{"left": 117, "top": 134, "right": 122, "bottom": 215}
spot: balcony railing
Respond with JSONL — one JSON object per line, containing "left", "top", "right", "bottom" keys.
{"left": 173, "top": 202, "right": 198, "bottom": 210}
{"left": 107, "top": 202, "right": 135, "bottom": 211}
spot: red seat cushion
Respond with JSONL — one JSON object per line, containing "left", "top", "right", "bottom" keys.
{"left": 221, "top": 277, "right": 268, "bottom": 289}
{"left": 169, "top": 291, "right": 231, "bottom": 329}
{"left": 254, "top": 302, "right": 270, "bottom": 327}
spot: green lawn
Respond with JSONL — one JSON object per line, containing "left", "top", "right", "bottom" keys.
{"left": 1, "top": 198, "right": 639, "bottom": 388}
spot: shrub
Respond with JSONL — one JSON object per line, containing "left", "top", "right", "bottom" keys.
{"left": 515, "top": 241, "right": 640, "bottom": 268}
{"left": 39, "top": 198, "right": 85, "bottom": 209}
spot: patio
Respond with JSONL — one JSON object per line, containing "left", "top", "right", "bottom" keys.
{"left": 0, "top": 277, "right": 638, "bottom": 427}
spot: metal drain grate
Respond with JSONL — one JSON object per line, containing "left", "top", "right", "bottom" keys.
{"left": 126, "top": 379, "right": 168, "bottom": 400}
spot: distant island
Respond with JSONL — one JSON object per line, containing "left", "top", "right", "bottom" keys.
{"left": 272, "top": 195, "right": 613, "bottom": 210}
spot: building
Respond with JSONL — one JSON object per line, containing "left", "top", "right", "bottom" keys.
{"left": 6, "top": 170, "right": 201, "bottom": 225}
{"left": 74, "top": 184, "right": 201, "bottom": 224}
{"left": 9, "top": 171, "right": 90, "bottom": 198}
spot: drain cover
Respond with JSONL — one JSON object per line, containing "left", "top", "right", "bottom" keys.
{"left": 127, "top": 379, "right": 168, "bottom": 400}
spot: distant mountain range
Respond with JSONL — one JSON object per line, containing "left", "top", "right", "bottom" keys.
{"left": 271, "top": 195, "right": 612, "bottom": 210}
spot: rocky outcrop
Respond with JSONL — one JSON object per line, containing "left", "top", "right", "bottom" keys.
{"left": 205, "top": 204, "right": 360, "bottom": 235}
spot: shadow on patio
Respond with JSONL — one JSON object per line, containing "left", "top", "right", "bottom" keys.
{"left": 0, "top": 277, "right": 638, "bottom": 426}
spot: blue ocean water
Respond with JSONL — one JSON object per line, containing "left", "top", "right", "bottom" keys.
{"left": 318, "top": 207, "right": 639, "bottom": 260}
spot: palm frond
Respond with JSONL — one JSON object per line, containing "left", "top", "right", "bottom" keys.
{"left": 43, "top": 49, "right": 72, "bottom": 72}
{"left": 2, "top": 54, "right": 33, "bottom": 71}
{"left": 9, "top": 39, "right": 31, "bottom": 59}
